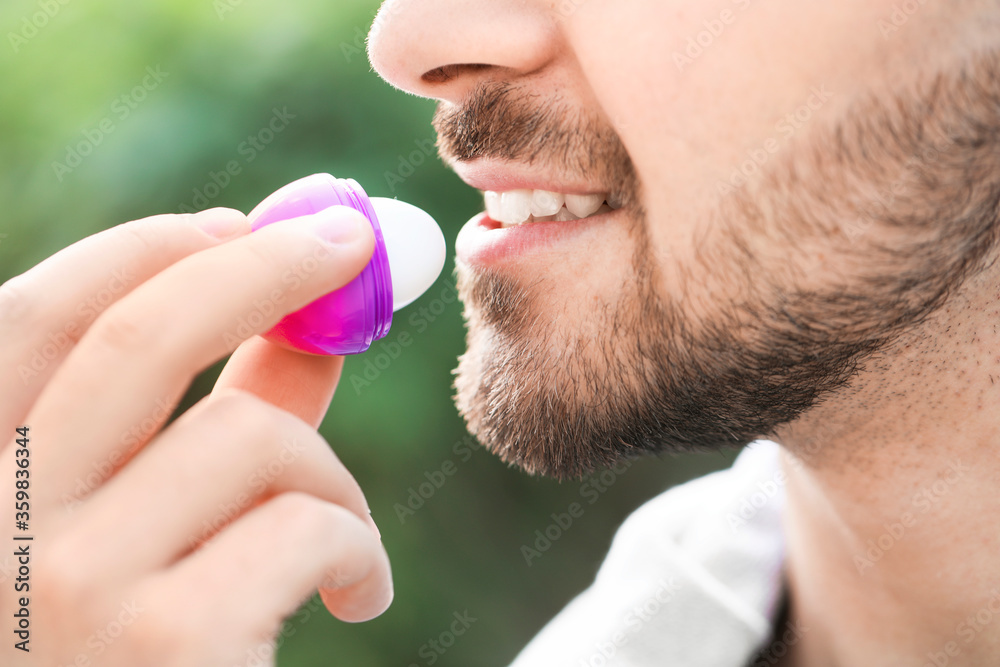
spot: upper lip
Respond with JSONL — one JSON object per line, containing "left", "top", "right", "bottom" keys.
{"left": 449, "top": 159, "right": 612, "bottom": 196}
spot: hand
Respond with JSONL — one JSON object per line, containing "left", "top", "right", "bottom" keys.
{"left": 0, "top": 207, "right": 392, "bottom": 666}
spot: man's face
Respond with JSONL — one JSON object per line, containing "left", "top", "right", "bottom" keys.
{"left": 368, "top": 0, "right": 1000, "bottom": 478}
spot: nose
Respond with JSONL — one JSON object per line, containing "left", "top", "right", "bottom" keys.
{"left": 367, "top": 0, "right": 557, "bottom": 104}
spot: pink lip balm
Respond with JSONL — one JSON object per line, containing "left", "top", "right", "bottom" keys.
{"left": 247, "top": 173, "right": 446, "bottom": 356}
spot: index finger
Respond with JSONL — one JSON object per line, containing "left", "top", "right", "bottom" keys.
{"left": 24, "top": 206, "right": 375, "bottom": 507}
{"left": 0, "top": 208, "right": 249, "bottom": 447}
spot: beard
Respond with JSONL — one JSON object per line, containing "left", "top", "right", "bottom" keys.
{"left": 434, "top": 55, "right": 1000, "bottom": 480}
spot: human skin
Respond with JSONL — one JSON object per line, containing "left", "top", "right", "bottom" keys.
{"left": 369, "top": 0, "right": 1000, "bottom": 665}
{"left": 0, "top": 207, "right": 393, "bottom": 666}
{"left": 4, "top": 1, "right": 999, "bottom": 665}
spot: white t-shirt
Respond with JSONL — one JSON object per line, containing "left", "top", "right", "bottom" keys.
{"left": 510, "top": 440, "right": 788, "bottom": 666}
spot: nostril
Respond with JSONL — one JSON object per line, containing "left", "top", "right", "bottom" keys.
{"left": 422, "top": 63, "right": 493, "bottom": 84}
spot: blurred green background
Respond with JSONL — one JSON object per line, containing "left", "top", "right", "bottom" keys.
{"left": 0, "top": 1, "right": 736, "bottom": 664}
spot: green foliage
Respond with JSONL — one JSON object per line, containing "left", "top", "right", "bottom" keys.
{"left": 0, "top": 1, "right": 735, "bottom": 664}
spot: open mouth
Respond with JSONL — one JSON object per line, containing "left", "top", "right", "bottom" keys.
{"left": 483, "top": 189, "right": 624, "bottom": 228}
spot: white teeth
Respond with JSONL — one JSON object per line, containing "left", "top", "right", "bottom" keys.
{"left": 484, "top": 188, "right": 616, "bottom": 227}
{"left": 484, "top": 191, "right": 503, "bottom": 222}
{"left": 530, "top": 190, "right": 565, "bottom": 217}
{"left": 500, "top": 189, "right": 533, "bottom": 226}
{"left": 554, "top": 206, "right": 579, "bottom": 222}
{"left": 564, "top": 193, "right": 603, "bottom": 218}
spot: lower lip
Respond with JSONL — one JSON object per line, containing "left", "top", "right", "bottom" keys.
{"left": 455, "top": 209, "right": 623, "bottom": 267}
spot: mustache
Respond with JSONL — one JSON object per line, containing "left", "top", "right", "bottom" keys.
{"left": 432, "top": 81, "right": 640, "bottom": 208}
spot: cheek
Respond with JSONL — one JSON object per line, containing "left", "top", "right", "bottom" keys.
{"left": 564, "top": 0, "right": 898, "bottom": 286}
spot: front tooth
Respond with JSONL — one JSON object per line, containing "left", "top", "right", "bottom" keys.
{"left": 530, "top": 190, "right": 564, "bottom": 217}
{"left": 565, "top": 193, "right": 604, "bottom": 218}
{"left": 484, "top": 191, "right": 503, "bottom": 222}
{"left": 500, "top": 190, "right": 533, "bottom": 225}
{"left": 554, "top": 206, "right": 580, "bottom": 222}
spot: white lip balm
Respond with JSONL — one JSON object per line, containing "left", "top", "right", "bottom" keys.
{"left": 371, "top": 197, "right": 447, "bottom": 311}
{"left": 248, "top": 173, "right": 447, "bottom": 356}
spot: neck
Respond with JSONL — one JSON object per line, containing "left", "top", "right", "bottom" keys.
{"left": 771, "top": 261, "right": 1000, "bottom": 667}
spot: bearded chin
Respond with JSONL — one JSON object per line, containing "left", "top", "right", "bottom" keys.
{"left": 451, "top": 266, "right": 641, "bottom": 480}
{"left": 450, "top": 259, "right": 774, "bottom": 481}
{"left": 452, "top": 310, "right": 629, "bottom": 481}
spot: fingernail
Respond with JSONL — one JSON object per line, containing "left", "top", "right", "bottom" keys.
{"left": 192, "top": 208, "right": 250, "bottom": 240}
{"left": 305, "top": 206, "right": 371, "bottom": 244}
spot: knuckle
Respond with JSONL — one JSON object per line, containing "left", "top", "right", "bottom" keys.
{"left": 34, "top": 539, "right": 102, "bottom": 617}
{"left": 271, "top": 490, "right": 320, "bottom": 516}
{"left": 119, "top": 218, "right": 171, "bottom": 255}
{"left": 0, "top": 274, "right": 35, "bottom": 330}
{"left": 123, "top": 600, "right": 195, "bottom": 664}
{"left": 273, "top": 493, "right": 368, "bottom": 553}
{"left": 208, "top": 389, "right": 288, "bottom": 438}
{"left": 206, "top": 391, "right": 316, "bottom": 466}
{"left": 121, "top": 213, "right": 219, "bottom": 260}
{"left": 271, "top": 492, "right": 341, "bottom": 533}
{"left": 88, "top": 305, "right": 159, "bottom": 354}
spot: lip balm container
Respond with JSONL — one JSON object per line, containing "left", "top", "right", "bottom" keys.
{"left": 248, "top": 173, "right": 445, "bottom": 356}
